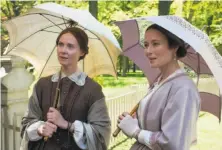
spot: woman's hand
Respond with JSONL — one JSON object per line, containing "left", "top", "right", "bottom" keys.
{"left": 47, "top": 107, "right": 68, "bottom": 129}
{"left": 117, "top": 112, "right": 140, "bottom": 138}
{"left": 117, "top": 112, "right": 130, "bottom": 123}
{"left": 37, "top": 121, "right": 57, "bottom": 137}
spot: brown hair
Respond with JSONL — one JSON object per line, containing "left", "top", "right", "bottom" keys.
{"left": 56, "top": 27, "right": 89, "bottom": 61}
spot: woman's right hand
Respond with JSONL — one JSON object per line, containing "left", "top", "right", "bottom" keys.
{"left": 118, "top": 112, "right": 137, "bottom": 124}
{"left": 117, "top": 112, "right": 140, "bottom": 138}
{"left": 117, "top": 112, "right": 130, "bottom": 124}
{"left": 37, "top": 121, "right": 57, "bottom": 137}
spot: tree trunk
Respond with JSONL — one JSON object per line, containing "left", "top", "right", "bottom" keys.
{"left": 11, "top": 1, "right": 21, "bottom": 16}
{"left": 119, "top": 56, "right": 122, "bottom": 73}
{"left": 122, "top": 56, "right": 128, "bottom": 76}
{"left": 187, "top": 1, "right": 200, "bottom": 21}
{"left": 89, "top": 1, "right": 98, "bottom": 19}
{"left": 133, "top": 63, "right": 136, "bottom": 72}
{"left": 127, "top": 61, "right": 130, "bottom": 73}
{"left": 158, "top": 0, "right": 173, "bottom": 15}
{"left": 206, "top": 15, "right": 213, "bottom": 35}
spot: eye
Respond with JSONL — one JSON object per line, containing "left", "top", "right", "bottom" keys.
{"left": 144, "top": 43, "right": 149, "bottom": 48}
{"left": 67, "top": 43, "right": 74, "bottom": 49}
{"left": 153, "top": 42, "right": 159, "bottom": 46}
{"left": 58, "top": 42, "right": 64, "bottom": 47}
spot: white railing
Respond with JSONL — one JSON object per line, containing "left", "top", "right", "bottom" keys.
{"left": 106, "top": 88, "right": 147, "bottom": 144}
{"left": 1, "top": 107, "right": 23, "bottom": 150}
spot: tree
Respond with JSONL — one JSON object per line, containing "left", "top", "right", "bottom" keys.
{"left": 89, "top": 1, "right": 98, "bottom": 19}
{"left": 97, "top": 1, "right": 158, "bottom": 76}
{"left": 158, "top": 0, "right": 173, "bottom": 15}
{"left": 182, "top": 1, "right": 222, "bottom": 55}
{"left": 1, "top": 1, "right": 36, "bottom": 55}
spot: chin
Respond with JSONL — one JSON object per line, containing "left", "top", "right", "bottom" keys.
{"left": 59, "top": 61, "right": 68, "bottom": 66}
{"left": 150, "top": 63, "right": 159, "bottom": 68}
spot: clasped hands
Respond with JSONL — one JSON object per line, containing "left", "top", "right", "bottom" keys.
{"left": 37, "top": 107, "right": 68, "bottom": 138}
{"left": 117, "top": 112, "right": 141, "bottom": 138}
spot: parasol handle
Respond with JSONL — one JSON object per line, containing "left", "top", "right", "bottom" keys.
{"left": 112, "top": 103, "right": 139, "bottom": 137}
{"left": 43, "top": 70, "right": 61, "bottom": 142}
{"left": 44, "top": 136, "right": 48, "bottom": 141}
{"left": 43, "top": 88, "right": 60, "bottom": 141}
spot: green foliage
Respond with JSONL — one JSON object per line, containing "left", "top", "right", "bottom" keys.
{"left": 183, "top": 1, "right": 222, "bottom": 55}
{"left": 1, "top": 0, "right": 36, "bottom": 18}
{"left": 96, "top": 1, "right": 159, "bottom": 74}
{"left": 1, "top": 0, "right": 36, "bottom": 54}
{"left": 184, "top": 66, "right": 197, "bottom": 78}
{"left": 97, "top": 1, "right": 158, "bottom": 40}
{"left": 93, "top": 75, "right": 104, "bottom": 87}
{"left": 92, "top": 71, "right": 147, "bottom": 88}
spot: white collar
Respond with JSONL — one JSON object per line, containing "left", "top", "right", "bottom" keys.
{"left": 51, "top": 70, "right": 87, "bottom": 86}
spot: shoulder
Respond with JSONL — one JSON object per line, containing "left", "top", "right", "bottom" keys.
{"left": 35, "top": 75, "right": 53, "bottom": 89}
{"left": 170, "top": 75, "right": 198, "bottom": 93}
{"left": 85, "top": 76, "right": 102, "bottom": 91}
{"left": 85, "top": 77, "right": 104, "bottom": 104}
{"left": 168, "top": 75, "right": 200, "bottom": 107}
{"left": 160, "top": 75, "right": 199, "bottom": 97}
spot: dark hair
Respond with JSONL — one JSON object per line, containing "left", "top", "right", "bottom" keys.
{"left": 56, "top": 27, "right": 89, "bottom": 61}
{"left": 146, "top": 24, "right": 187, "bottom": 58}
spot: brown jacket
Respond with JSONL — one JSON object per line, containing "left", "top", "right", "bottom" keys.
{"left": 21, "top": 75, "right": 111, "bottom": 150}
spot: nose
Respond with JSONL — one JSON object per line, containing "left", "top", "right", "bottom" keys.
{"left": 144, "top": 46, "right": 152, "bottom": 56}
{"left": 59, "top": 45, "right": 68, "bottom": 53}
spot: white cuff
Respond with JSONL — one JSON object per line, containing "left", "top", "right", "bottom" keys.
{"left": 73, "top": 120, "right": 87, "bottom": 149}
{"left": 26, "top": 121, "right": 45, "bottom": 141}
{"left": 138, "top": 130, "right": 153, "bottom": 149}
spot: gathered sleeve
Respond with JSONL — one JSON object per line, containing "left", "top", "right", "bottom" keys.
{"left": 20, "top": 84, "right": 43, "bottom": 141}
{"left": 73, "top": 83, "right": 111, "bottom": 150}
{"left": 138, "top": 87, "right": 200, "bottom": 150}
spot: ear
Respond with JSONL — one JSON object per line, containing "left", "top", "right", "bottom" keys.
{"left": 171, "top": 46, "right": 178, "bottom": 55}
{"left": 78, "top": 50, "right": 86, "bottom": 61}
{"left": 169, "top": 46, "right": 178, "bottom": 60}
{"left": 80, "top": 50, "right": 85, "bottom": 57}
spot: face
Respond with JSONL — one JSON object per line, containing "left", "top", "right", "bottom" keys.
{"left": 57, "top": 32, "right": 84, "bottom": 67}
{"left": 144, "top": 29, "right": 177, "bottom": 68}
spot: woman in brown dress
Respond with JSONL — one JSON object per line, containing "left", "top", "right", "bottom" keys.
{"left": 20, "top": 27, "right": 111, "bottom": 150}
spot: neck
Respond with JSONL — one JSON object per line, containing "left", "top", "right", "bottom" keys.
{"left": 159, "top": 61, "right": 180, "bottom": 82}
{"left": 61, "top": 65, "right": 78, "bottom": 76}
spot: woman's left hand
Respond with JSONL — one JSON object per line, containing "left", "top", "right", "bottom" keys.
{"left": 118, "top": 113, "right": 140, "bottom": 138}
{"left": 47, "top": 107, "right": 68, "bottom": 129}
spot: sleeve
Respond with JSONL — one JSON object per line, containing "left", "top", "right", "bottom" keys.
{"left": 72, "top": 83, "right": 111, "bottom": 150}
{"left": 72, "top": 120, "right": 87, "bottom": 149}
{"left": 26, "top": 121, "right": 45, "bottom": 141}
{"left": 21, "top": 83, "right": 44, "bottom": 141}
{"left": 138, "top": 87, "right": 200, "bottom": 150}
{"left": 137, "top": 130, "right": 153, "bottom": 149}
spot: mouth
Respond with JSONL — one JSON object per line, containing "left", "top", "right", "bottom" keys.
{"left": 59, "top": 56, "right": 68, "bottom": 60}
{"left": 148, "top": 58, "right": 157, "bottom": 61}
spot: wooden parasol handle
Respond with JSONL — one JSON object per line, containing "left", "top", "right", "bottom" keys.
{"left": 44, "top": 136, "right": 48, "bottom": 141}
{"left": 44, "top": 71, "right": 62, "bottom": 141}
{"left": 112, "top": 103, "right": 139, "bottom": 137}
